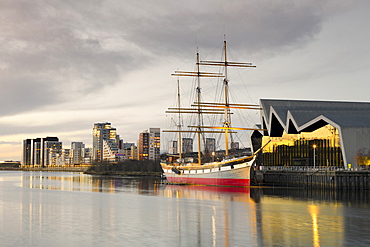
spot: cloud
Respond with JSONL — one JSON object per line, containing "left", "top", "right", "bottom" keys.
{"left": 0, "top": 0, "right": 334, "bottom": 118}
{"left": 1, "top": 0, "right": 363, "bottom": 160}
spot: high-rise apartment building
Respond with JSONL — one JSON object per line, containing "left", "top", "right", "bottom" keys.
{"left": 93, "top": 123, "right": 121, "bottom": 162}
{"left": 62, "top": 149, "right": 72, "bottom": 165}
{"left": 71, "top": 142, "right": 85, "bottom": 164}
{"left": 149, "top": 128, "right": 160, "bottom": 161}
{"left": 22, "top": 139, "right": 33, "bottom": 166}
{"left": 22, "top": 137, "right": 61, "bottom": 167}
{"left": 168, "top": 140, "right": 178, "bottom": 154}
{"left": 205, "top": 138, "right": 216, "bottom": 153}
{"left": 138, "top": 128, "right": 160, "bottom": 161}
{"left": 231, "top": 142, "right": 239, "bottom": 149}
{"left": 43, "top": 138, "right": 62, "bottom": 166}
{"left": 83, "top": 148, "right": 92, "bottom": 164}
{"left": 138, "top": 130, "right": 149, "bottom": 160}
{"left": 182, "top": 138, "right": 193, "bottom": 154}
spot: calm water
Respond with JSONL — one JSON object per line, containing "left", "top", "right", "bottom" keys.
{"left": 0, "top": 171, "right": 370, "bottom": 247}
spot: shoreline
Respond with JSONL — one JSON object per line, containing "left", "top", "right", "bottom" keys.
{"left": 0, "top": 167, "right": 163, "bottom": 177}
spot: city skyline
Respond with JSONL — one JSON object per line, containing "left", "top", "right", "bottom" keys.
{"left": 1, "top": 1, "right": 370, "bottom": 161}
{"left": 21, "top": 123, "right": 160, "bottom": 165}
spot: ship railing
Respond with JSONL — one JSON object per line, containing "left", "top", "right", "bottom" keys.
{"left": 258, "top": 166, "right": 345, "bottom": 172}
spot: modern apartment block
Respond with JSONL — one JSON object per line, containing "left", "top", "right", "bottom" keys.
{"left": 138, "top": 128, "right": 160, "bottom": 161}
{"left": 22, "top": 137, "right": 61, "bottom": 167}
{"left": 182, "top": 138, "right": 193, "bottom": 154}
{"left": 205, "top": 138, "right": 216, "bottom": 153}
{"left": 93, "top": 122, "right": 121, "bottom": 162}
{"left": 231, "top": 142, "right": 239, "bottom": 150}
{"left": 71, "top": 142, "right": 85, "bottom": 164}
{"left": 83, "top": 148, "right": 92, "bottom": 164}
{"left": 168, "top": 140, "right": 178, "bottom": 154}
{"left": 43, "top": 138, "right": 63, "bottom": 166}
{"left": 122, "top": 143, "right": 137, "bottom": 160}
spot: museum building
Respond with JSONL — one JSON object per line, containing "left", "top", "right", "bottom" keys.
{"left": 251, "top": 99, "right": 370, "bottom": 169}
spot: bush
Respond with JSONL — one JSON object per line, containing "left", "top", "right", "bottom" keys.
{"left": 87, "top": 160, "right": 163, "bottom": 173}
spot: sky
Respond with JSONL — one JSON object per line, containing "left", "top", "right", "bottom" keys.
{"left": 1, "top": 0, "right": 370, "bottom": 161}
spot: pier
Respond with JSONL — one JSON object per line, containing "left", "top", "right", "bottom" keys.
{"left": 253, "top": 166, "right": 370, "bottom": 190}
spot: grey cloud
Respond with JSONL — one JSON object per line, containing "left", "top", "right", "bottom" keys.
{"left": 117, "top": 1, "right": 327, "bottom": 55}
{"left": 0, "top": 0, "right": 337, "bottom": 117}
{"left": 0, "top": 119, "right": 91, "bottom": 137}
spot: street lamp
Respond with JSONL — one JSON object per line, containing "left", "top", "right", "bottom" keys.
{"left": 312, "top": 144, "right": 317, "bottom": 169}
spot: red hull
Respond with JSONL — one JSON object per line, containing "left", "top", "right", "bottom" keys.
{"left": 166, "top": 176, "right": 250, "bottom": 187}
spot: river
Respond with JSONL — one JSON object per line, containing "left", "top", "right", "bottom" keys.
{"left": 0, "top": 171, "right": 369, "bottom": 247}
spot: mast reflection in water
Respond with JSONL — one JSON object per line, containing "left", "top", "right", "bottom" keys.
{"left": 0, "top": 171, "right": 369, "bottom": 246}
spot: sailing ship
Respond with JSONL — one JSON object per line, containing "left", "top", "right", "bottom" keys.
{"left": 161, "top": 40, "right": 265, "bottom": 187}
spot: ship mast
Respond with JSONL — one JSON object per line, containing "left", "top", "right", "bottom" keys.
{"left": 176, "top": 78, "right": 182, "bottom": 159}
{"left": 164, "top": 41, "right": 264, "bottom": 164}
{"left": 198, "top": 39, "right": 259, "bottom": 157}
{"left": 164, "top": 50, "right": 223, "bottom": 165}
{"left": 223, "top": 40, "right": 230, "bottom": 156}
{"left": 196, "top": 52, "right": 202, "bottom": 165}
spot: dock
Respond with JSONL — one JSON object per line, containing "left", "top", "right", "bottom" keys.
{"left": 252, "top": 166, "right": 370, "bottom": 190}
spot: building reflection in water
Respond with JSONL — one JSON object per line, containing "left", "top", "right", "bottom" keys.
{"left": 20, "top": 172, "right": 161, "bottom": 195}
{"left": 308, "top": 204, "right": 320, "bottom": 247}
{"left": 162, "top": 185, "right": 257, "bottom": 247}
{"left": 161, "top": 185, "right": 352, "bottom": 247}
{"left": 17, "top": 172, "right": 370, "bottom": 246}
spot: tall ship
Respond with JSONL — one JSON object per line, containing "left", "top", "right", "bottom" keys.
{"left": 161, "top": 40, "right": 265, "bottom": 187}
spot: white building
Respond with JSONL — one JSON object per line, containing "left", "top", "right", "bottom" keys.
{"left": 71, "top": 142, "right": 85, "bottom": 164}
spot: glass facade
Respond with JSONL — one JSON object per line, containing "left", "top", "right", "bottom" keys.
{"left": 261, "top": 124, "right": 344, "bottom": 167}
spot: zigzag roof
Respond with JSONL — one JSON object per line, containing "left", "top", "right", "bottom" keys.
{"left": 260, "top": 99, "right": 370, "bottom": 137}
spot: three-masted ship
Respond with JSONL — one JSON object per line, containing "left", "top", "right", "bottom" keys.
{"left": 161, "top": 40, "right": 263, "bottom": 187}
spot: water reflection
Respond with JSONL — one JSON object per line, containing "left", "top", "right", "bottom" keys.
{"left": 161, "top": 184, "right": 257, "bottom": 247}
{"left": 20, "top": 171, "right": 162, "bottom": 195}
{"left": 10, "top": 172, "right": 370, "bottom": 246}
{"left": 308, "top": 204, "right": 320, "bottom": 247}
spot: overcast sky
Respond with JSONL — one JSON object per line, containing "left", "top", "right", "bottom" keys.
{"left": 1, "top": 0, "right": 370, "bottom": 161}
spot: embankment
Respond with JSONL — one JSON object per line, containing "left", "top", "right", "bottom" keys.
{"left": 252, "top": 169, "right": 370, "bottom": 190}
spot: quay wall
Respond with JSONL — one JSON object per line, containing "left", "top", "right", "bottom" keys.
{"left": 255, "top": 169, "right": 370, "bottom": 190}
{"left": 0, "top": 167, "right": 89, "bottom": 172}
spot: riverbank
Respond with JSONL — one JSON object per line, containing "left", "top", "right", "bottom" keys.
{"left": 0, "top": 166, "right": 163, "bottom": 177}
{"left": 254, "top": 168, "right": 370, "bottom": 190}
{"left": 84, "top": 170, "right": 163, "bottom": 177}
{"left": 1, "top": 167, "right": 89, "bottom": 172}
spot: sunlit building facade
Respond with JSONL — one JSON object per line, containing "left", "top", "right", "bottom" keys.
{"left": 71, "top": 142, "right": 85, "bottom": 164}
{"left": 93, "top": 122, "right": 120, "bottom": 162}
{"left": 252, "top": 99, "right": 370, "bottom": 169}
{"left": 259, "top": 126, "right": 343, "bottom": 167}
{"left": 62, "top": 149, "right": 72, "bottom": 165}
{"left": 43, "top": 139, "right": 62, "bottom": 166}
{"left": 138, "top": 128, "right": 160, "bottom": 161}
{"left": 22, "top": 137, "right": 61, "bottom": 167}
{"left": 138, "top": 130, "right": 149, "bottom": 160}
